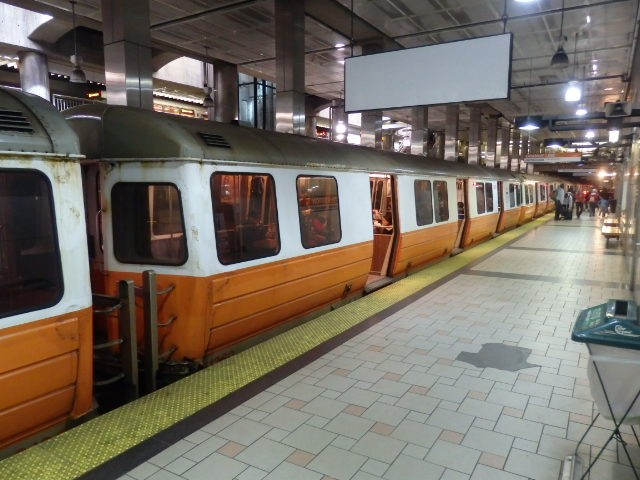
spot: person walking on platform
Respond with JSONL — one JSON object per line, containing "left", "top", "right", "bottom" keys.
{"left": 554, "top": 184, "right": 565, "bottom": 220}
{"left": 588, "top": 188, "right": 599, "bottom": 217}
{"left": 599, "top": 191, "right": 609, "bottom": 218}
{"left": 575, "top": 189, "right": 585, "bottom": 218}
{"left": 562, "top": 188, "right": 574, "bottom": 220}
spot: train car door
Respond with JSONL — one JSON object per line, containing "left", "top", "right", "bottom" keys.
{"left": 453, "top": 179, "right": 467, "bottom": 253}
{"left": 367, "top": 174, "right": 398, "bottom": 288}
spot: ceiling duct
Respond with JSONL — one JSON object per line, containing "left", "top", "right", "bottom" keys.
{"left": 604, "top": 101, "right": 632, "bottom": 117}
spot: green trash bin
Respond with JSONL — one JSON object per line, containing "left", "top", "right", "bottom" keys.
{"left": 565, "top": 299, "right": 640, "bottom": 479}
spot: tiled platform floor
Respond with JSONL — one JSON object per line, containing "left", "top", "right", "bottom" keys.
{"left": 120, "top": 215, "right": 639, "bottom": 480}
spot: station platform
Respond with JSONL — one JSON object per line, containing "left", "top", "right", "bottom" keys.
{"left": 2, "top": 213, "right": 639, "bottom": 480}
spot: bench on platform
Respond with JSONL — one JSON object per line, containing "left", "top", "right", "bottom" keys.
{"left": 601, "top": 225, "right": 621, "bottom": 247}
{"left": 603, "top": 215, "right": 620, "bottom": 227}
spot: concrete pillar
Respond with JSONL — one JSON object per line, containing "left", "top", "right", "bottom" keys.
{"left": 410, "top": 106, "right": 428, "bottom": 156}
{"left": 511, "top": 128, "right": 521, "bottom": 171}
{"left": 486, "top": 116, "right": 498, "bottom": 168}
{"left": 361, "top": 112, "right": 383, "bottom": 148}
{"left": 102, "top": 0, "right": 153, "bottom": 109}
{"left": 213, "top": 60, "right": 238, "bottom": 123}
{"left": 330, "top": 101, "right": 347, "bottom": 143}
{"left": 435, "top": 131, "right": 445, "bottom": 160}
{"left": 499, "top": 122, "right": 510, "bottom": 169}
{"left": 444, "top": 105, "right": 459, "bottom": 161}
{"left": 467, "top": 106, "right": 481, "bottom": 165}
{"left": 274, "top": 0, "right": 305, "bottom": 135}
{"left": 18, "top": 51, "right": 50, "bottom": 100}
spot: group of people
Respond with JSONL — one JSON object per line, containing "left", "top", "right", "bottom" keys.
{"left": 553, "top": 184, "right": 614, "bottom": 220}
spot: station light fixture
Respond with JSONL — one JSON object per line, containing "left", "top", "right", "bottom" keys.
{"left": 550, "top": 0, "right": 569, "bottom": 68}
{"left": 69, "top": 0, "right": 86, "bottom": 83}
{"left": 564, "top": 80, "right": 581, "bottom": 102}
{"left": 609, "top": 129, "right": 620, "bottom": 143}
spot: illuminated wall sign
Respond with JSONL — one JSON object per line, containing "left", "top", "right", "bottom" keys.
{"left": 345, "top": 33, "right": 512, "bottom": 112}
{"left": 524, "top": 152, "right": 582, "bottom": 163}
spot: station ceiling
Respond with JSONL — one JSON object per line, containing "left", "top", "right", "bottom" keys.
{"left": 2, "top": 0, "right": 640, "bottom": 162}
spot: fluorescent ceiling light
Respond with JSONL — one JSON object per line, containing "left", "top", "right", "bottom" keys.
{"left": 519, "top": 117, "right": 540, "bottom": 131}
{"left": 585, "top": 130, "right": 595, "bottom": 139}
{"left": 576, "top": 106, "right": 587, "bottom": 116}
{"left": 564, "top": 81, "right": 581, "bottom": 102}
{"left": 609, "top": 129, "right": 620, "bottom": 143}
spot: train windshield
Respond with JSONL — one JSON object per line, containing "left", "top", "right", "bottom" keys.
{"left": 0, "top": 170, "right": 63, "bottom": 318}
{"left": 111, "top": 183, "right": 187, "bottom": 265}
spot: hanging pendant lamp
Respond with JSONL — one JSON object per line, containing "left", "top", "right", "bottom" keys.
{"left": 202, "top": 46, "right": 214, "bottom": 108}
{"left": 550, "top": 0, "right": 569, "bottom": 68}
{"left": 69, "top": 0, "right": 86, "bottom": 83}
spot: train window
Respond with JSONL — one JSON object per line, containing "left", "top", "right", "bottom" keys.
{"left": 525, "top": 184, "right": 534, "bottom": 204}
{"left": 539, "top": 184, "right": 547, "bottom": 201}
{"left": 475, "top": 182, "right": 486, "bottom": 214}
{"left": 297, "top": 176, "right": 342, "bottom": 248}
{"left": 508, "top": 184, "right": 516, "bottom": 208}
{"left": 0, "top": 170, "right": 63, "bottom": 318}
{"left": 433, "top": 181, "right": 450, "bottom": 222}
{"left": 414, "top": 180, "right": 433, "bottom": 226}
{"left": 485, "top": 183, "right": 494, "bottom": 212}
{"left": 212, "top": 173, "right": 280, "bottom": 264}
{"left": 112, "top": 183, "right": 187, "bottom": 266}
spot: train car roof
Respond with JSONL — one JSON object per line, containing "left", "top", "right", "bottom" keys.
{"left": 64, "top": 103, "right": 516, "bottom": 181}
{"left": 0, "top": 86, "right": 80, "bottom": 156}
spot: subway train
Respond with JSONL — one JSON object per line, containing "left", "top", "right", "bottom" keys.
{"left": 0, "top": 86, "right": 566, "bottom": 452}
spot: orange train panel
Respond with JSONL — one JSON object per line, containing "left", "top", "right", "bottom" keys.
{"left": 497, "top": 209, "right": 520, "bottom": 233}
{"left": 518, "top": 205, "right": 536, "bottom": 225}
{"left": 211, "top": 242, "right": 372, "bottom": 302}
{"left": 100, "top": 241, "right": 373, "bottom": 361}
{"left": 208, "top": 274, "right": 366, "bottom": 353}
{"left": 0, "top": 352, "right": 78, "bottom": 412}
{"left": 0, "top": 387, "right": 76, "bottom": 449}
{"left": 533, "top": 201, "right": 547, "bottom": 217}
{"left": 462, "top": 213, "right": 500, "bottom": 248}
{"left": 0, "top": 310, "right": 93, "bottom": 448}
{"left": 392, "top": 223, "right": 458, "bottom": 276}
{"left": 210, "top": 259, "right": 371, "bottom": 326}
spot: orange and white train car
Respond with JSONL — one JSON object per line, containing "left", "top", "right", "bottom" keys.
{"left": 496, "top": 179, "right": 523, "bottom": 233}
{"left": 0, "top": 88, "right": 93, "bottom": 451}
{"left": 64, "top": 104, "right": 519, "bottom": 363}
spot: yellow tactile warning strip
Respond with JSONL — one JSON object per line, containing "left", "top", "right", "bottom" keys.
{"left": 0, "top": 215, "right": 551, "bottom": 480}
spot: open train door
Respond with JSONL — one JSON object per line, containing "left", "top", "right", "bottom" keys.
{"left": 366, "top": 174, "right": 398, "bottom": 291}
{"left": 452, "top": 179, "right": 467, "bottom": 254}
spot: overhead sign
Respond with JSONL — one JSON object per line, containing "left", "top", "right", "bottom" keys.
{"left": 524, "top": 152, "right": 582, "bottom": 163}
{"left": 345, "top": 33, "right": 512, "bottom": 112}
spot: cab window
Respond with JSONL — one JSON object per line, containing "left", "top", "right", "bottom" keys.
{"left": 475, "top": 182, "right": 486, "bottom": 214}
{"left": 434, "top": 180, "right": 450, "bottom": 222}
{"left": 212, "top": 173, "right": 280, "bottom": 264}
{"left": 297, "top": 176, "right": 341, "bottom": 248}
{"left": 112, "top": 183, "right": 187, "bottom": 265}
{"left": 0, "top": 170, "right": 63, "bottom": 318}
{"left": 414, "top": 180, "right": 433, "bottom": 226}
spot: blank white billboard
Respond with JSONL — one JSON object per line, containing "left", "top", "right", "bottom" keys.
{"left": 344, "top": 33, "right": 512, "bottom": 112}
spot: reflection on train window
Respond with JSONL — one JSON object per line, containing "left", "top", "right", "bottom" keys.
{"left": 212, "top": 173, "right": 280, "bottom": 264}
{"left": 508, "top": 183, "right": 518, "bottom": 208}
{"left": 433, "top": 181, "right": 450, "bottom": 222}
{"left": 414, "top": 180, "right": 433, "bottom": 226}
{"left": 539, "top": 184, "right": 547, "bottom": 201}
{"left": 525, "top": 184, "right": 534, "bottom": 204}
{"left": 485, "top": 183, "right": 494, "bottom": 212}
{"left": 0, "top": 170, "right": 63, "bottom": 318}
{"left": 297, "top": 176, "right": 341, "bottom": 248}
{"left": 112, "top": 183, "right": 187, "bottom": 265}
{"left": 475, "top": 182, "right": 486, "bottom": 214}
